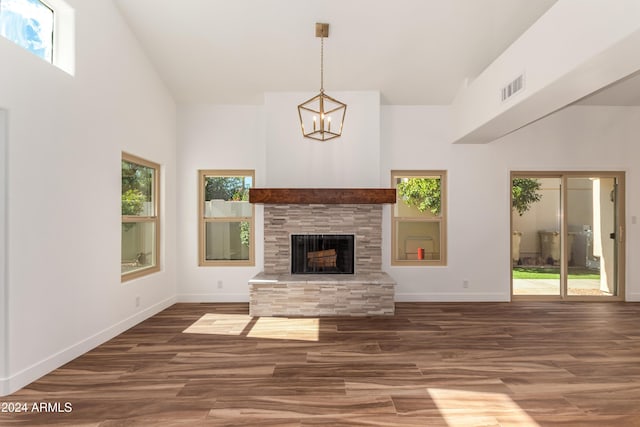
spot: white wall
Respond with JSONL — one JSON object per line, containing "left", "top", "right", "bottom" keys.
{"left": 177, "top": 105, "right": 265, "bottom": 301}
{"left": 265, "top": 92, "right": 381, "bottom": 187}
{"left": 1, "top": 110, "right": 7, "bottom": 385}
{"left": 381, "top": 106, "right": 510, "bottom": 301}
{"left": 0, "top": 0, "right": 176, "bottom": 395}
{"left": 382, "top": 105, "right": 640, "bottom": 301}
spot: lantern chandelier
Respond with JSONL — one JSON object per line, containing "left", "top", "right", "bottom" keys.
{"left": 297, "top": 23, "right": 347, "bottom": 141}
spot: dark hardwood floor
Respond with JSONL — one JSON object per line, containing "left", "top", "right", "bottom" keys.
{"left": 3, "top": 302, "right": 640, "bottom": 426}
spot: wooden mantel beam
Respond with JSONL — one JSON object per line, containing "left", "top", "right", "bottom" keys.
{"left": 249, "top": 188, "right": 396, "bottom": 204}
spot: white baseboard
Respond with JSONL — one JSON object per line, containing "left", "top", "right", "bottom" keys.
{"left": 395, "top": 292, "right": 511, "bottom": 302}
{"left": 177, "top": 293, "right": 510, "bottom": 304}
{"left": 177, "top": 293, "right": 249, "bottom": 303}
{"left": 0, "top": 296, "right": 176, "bottom": 397}
{"left": 625, "top": 291, "right": 640, "bottom": 302}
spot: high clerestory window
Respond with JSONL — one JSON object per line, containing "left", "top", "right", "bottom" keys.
{"left": 0, "top": 0, "right": 74, "bottom": 74}
{"left": 0, "top": 0, "right": 54, "bottom": 62}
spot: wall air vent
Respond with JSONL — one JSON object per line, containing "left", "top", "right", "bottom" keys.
{"left": 501, "top": 74, "right": 525, "bottom": 102}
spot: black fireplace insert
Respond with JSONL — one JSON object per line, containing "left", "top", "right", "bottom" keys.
{"left": 291, "top": 234, "right": 355, "bottom": 274}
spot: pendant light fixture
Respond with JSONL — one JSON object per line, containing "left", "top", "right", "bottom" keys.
{"left": 297, "top": 23, "right": 347, "bottom": 141}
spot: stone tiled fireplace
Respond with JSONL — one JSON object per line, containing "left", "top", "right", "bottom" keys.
{"left": 263, "top": 204, "right": 383, "bottom": 275}
{"left": 248, "top": 189, "right": 396, "bottom": 317}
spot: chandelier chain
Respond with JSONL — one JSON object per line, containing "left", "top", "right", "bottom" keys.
{"left": 320, "top": 35, "right": 324, "bottom": 92}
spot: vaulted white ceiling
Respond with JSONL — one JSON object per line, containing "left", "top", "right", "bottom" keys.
{"left": 115, "top": 0, "right": 560, "bottom": 105}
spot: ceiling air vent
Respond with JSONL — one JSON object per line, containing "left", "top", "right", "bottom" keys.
{"left": 501, "top": 74, "right": 525, "bottom": 102}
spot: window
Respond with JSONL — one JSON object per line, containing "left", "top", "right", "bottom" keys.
{"left": 0, "top": 0, "right": 75, "bottom": 74}
{"left": 391, "top": 170, "right": 447, "bottom": 266}
{"left": 0, "top": 0, "right": 54, "bottom": 62}
{"left": 199, "top": 170, "right": 254, "bottom": 266}
{"left": 122, "top": 153, "right": 160, "bottom": 281}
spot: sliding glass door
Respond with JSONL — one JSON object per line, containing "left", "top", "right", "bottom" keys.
{"left": 511, "top": 172, "right": 625, "bottom": 300}
{"left": 512, "top": 176, "right": 562, "bottom": 296}
{"left": 566, "top": 177, "right": 620, "bottom": 297}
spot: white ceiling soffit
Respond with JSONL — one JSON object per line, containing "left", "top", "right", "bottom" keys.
{"left": 114, "top": 0, "right": 557, "bottom": 105}
{"left": 575, "top": 70, "right": 640, "bottom": 106}
{"left": 450, "top": 0, "right": 640, "bottom": 144}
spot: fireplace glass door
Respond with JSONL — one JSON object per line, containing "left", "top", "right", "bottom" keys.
{"left": 291, "top": 234, "right": 355, "bottom": 274}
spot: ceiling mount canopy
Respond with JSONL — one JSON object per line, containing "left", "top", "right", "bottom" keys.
{"left": 297, "top": 23, "right": 347, "bottom": 142}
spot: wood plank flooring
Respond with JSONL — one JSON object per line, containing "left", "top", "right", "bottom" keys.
{"left": 3, "top": 302, "right": 640, "bottom": 426}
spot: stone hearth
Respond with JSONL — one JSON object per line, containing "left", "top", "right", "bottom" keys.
{"left": 249, "top": 272, "right": 395, "bottom": 317}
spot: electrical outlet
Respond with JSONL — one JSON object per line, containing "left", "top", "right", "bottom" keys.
{"left": 463, "top": 280, "right": 469, "bottom": 289}
{"left": 135, "top": 296, "right": 140, "bottom": 307}
{"left": 217, "top": 280, "right": 223, "bottom": 289}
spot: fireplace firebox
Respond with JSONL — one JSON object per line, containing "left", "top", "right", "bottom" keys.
{"left": 291, "top": 234, "right": 355, "bottom": 274}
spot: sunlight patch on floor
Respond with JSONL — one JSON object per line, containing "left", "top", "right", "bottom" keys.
{"left": 183, "top": 313, "right": 252, "bottom": 336}
{"left": 247, "top": 317, "right": 320, "bottom": 341}
{"left": 183, "top": 313, "right": 320, "bottom": 341}
{"left": 427, "top": 388, "right": 539, "bottom": 427}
